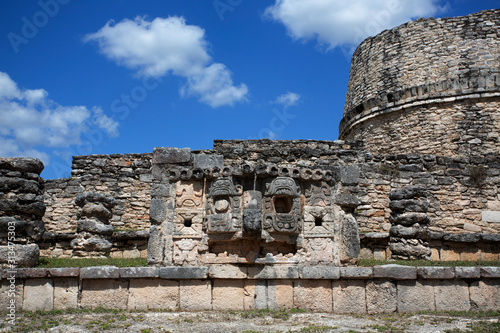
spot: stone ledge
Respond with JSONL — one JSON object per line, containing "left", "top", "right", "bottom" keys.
{"left": 480, "top": 267, "right": 500, "bottom": 278}
{"left": 159, "top": 267, "right": 208, "bottom": 279}
{"left": 0, "top": 268, "right": 79, "bottom": 279}
{"left": 120, "top": 267, "right": 159, "bottom": 278}
{"left": 247, "top": 265, "right": 299, "bottom": 279}
{"left": 299, "top": 266, "right": 340, "bottom": 280}
{"left": 417, "top": 267, "right": 455, "bottom": 279}
{"left": 455, "top": 267, "right": 480, "bottom": 279}
{"left": 373, "top": 265, "right": 417, "bottom": 280}
{"left": 340, "top": 267, "right": 373, "bottom": 279}
{"left": 80, "top": 266, "right": 119, "bottom": 279}
{"left": 208, "top": 265, "right": 247, "bottom": 279}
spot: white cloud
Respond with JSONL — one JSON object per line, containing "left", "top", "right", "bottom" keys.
{"left": 85, "top": 16, "right": 248, "bottom": 108}
{"left": 273, "top": 92, "right": 301, "bottom": 108}
{"left": 0, "top": 72, "right": 119, "bottom": 166}
{"left": 265, "top": 0, "right": 445, "bottom": 51}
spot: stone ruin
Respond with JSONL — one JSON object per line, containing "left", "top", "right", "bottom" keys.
{"left": 147, "top": 148, "right": 360, "bottom": 267}
{"left": 1, "top": 9, "right": 500, "bottom": 268}
{"left": 0, "top": 158, "right": 45, "bottom": 267}
{"left": 70, "top": 192, "right": 117, "bottom": 256}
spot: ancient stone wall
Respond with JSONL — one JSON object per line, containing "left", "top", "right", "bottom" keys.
{"left": 0, "top": 158, "right": 46, "bottom": 267}
{"left": 41, "top": 153, "right": 151, "bottom": 258}
{"left": 4, "top": 265, "right": 500, "bottom": 313}
{"left": 43, "top": 153, "right": 152, "bottom": 234}
{"left": 340, "top": 9, "right": 500, "bottom": 157}
{"left": 210, "top": 140, "right": 500, "bottom": 235}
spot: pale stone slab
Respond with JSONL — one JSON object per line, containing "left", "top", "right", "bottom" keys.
{"left": 160, "top": 267, "right": 208, "bottom": 279}
{"left": 294, "top": 280, "right": 332, "bottom": 312}
{"left": 332, "top": 280, "right": 366, "bottom": 314}
{"left": 340, "top": 267, "right": 373, "bottom": 279}
{"left": 455, "top": 267, "right": 480, "bottom": 279}
{"left": 81, "top": 266, "right": 119, "bottom": 279}
{"left": 54, "top": 278, "right": 78, "bottom": 310}
{"left": 213, "top": 279, "right": 245, "bottom": 310}
{"left": 242, "top": 280, "right": 260, "bottom": 310}
{"left": 440, "top": 249, "right": 460, "bottom": 261}
{"left": 80, "top": 279, "right": 128, "bottom": 309}
{"left": 23, "top": 279, "right": 53, "bottom": 311}
{"left": 128, "top": 279, "right": 178, "bottom": 310}
{"left": 433, "top": 280, "right": 470, "bottom": 311}
{"left": 397, "top": 280, "right": 435, "bottom": 313}
{"left": 209, "top": 265, "right": 247, "bottom": 279}
{"left": 470, "top": 280, "right": 500, "bottom": 311}
{"left": 417, "top": 267, "right": 454, "bottom": 279}
{"left": 373, "top": 265, "right": 417, "bottom": 280}
{"left": 366, "top": 280, "right": 397, "bottom": 314}
{"left": 480, "top": 267, "right": 500, "bottom": 278}
{"left": 180, "top": 280, "right": 211, "bottom": 310}
{"left": 248, "top": 265, "right": 299, "bottom": 279}
{"left": 299, "top": 266, "right": 340, "bottom": 279}
{"left": 0, "top": 279, "right": 23, "bottom": 310}
{"left": 120, "top": 267, "right": 159, "bottom": 278}
{"left": 482, "top": 211, "right": 500, "bottom": 222}
{"left": 268, "top": 280, "right": 293, "bottom": 310}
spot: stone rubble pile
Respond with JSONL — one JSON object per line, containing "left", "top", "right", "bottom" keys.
{"left": 389, "top": 186, "right": 432, "bottom": 260}
{"left": 70, "top": 192, "right": 116, "bottom": 256}
{"left": 0, "top": 158, "right": 46, "bottom": 267}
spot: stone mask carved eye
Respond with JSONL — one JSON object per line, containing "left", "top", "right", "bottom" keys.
{"left": 274, "top": 196, "right": 292, "bottom": 213}
{"left": 214, "top": 197, "right": 230, "bottom": 213}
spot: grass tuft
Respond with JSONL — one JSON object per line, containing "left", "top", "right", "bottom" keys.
{"left": 36, "top": 257, "right": 147, "bottom": 268}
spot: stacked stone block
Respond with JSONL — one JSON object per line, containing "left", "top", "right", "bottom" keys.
{"left": 389, "top": 186, "right": 432, "bottom": 260}
{"left": 0, "top": 158, "right": 46, "bottom": 267}
{"left": 70, "top": 192, "right": 116, "bottom": 256}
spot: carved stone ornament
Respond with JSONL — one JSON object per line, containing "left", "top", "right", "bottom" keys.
{"left": 265, "top": 177, "right": 300, "bottom": 196}
{"left": 176, "top": 181, "right": 203, "bottom": 208}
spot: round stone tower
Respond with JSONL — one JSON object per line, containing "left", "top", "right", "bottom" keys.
{"left": 339, "top": 9, "right": 500, "bottom": 157}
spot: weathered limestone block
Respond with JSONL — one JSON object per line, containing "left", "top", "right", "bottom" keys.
{"left": 73, "top": 192, "right": 116, "bottom": 255}
{"left": 417, "top": 267, "right": 455, "bottom": 280}
{"left": 208, "top": 265, "right": 247, "bottom": 279}
{"left": 470, "top": 279, "right": 500, "bottom": 311}
{"left": 54, "top": 278, "right": 78, "bottom": 310}
{"left": 433, "top": 280, "right": 470, "bottom": 312}
{"left": 23, "top": 279, "right": 53, "bottom": 311}
{"left": 339, "top": 210, "right": 360, "bottom": 264}
{"left": 248, "top": 265, "right": 299, "bottom": 279}
{"left": 366, "top": 280, "right": 397, "bottom": 314}
{"left": 0, "top": 244, "right": 40, "bottom": 267}
{"left": 179, "top": 279, "right": 211, "bottom": 310}
{"left": 332, "top": 280, "right": 366, "bottom": 313}
{"left": 267, "top": 280, "right": 293, "bottom": 310}
{"left": 0, "top": 279, "right": 23, "bottom": 310}
{"left": 213, "top": 279, "right": 245, "bottom": 310}
{"left": 128, "top": 279, "right": 178, "bottom": 310}
{"left": 80, "top": 279, "right": 129, "bottom": 309}
{"left": 294, "top": 280, "right": 332, "bottom": 312}
{"left": 0, "top": 157, "right": 45, "bottom": 267}
{"left": 373, "top": 265, "right": 417, "bottom": 280}
{"left": 397, "top": 280, "right": 435, "bottom": 312}
{"left": 76, "top": 219, "right": 114, "bottom": 236}
{"left": 0, "top": 217, "right": 45, "bottom": 241}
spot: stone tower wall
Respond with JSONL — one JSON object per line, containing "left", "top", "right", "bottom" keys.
{"left": 340, "top": 9, "right": 500, "bottom": 157}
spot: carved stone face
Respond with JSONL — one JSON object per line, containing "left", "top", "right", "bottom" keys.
{"left": 266, "top": 177, "right": 299, "bottom": 196}
{"left": 243, "top": 209, "right": 261, "bottom": 237}
{"left": 209, "top": 178, "right": 238, "bottom": 197}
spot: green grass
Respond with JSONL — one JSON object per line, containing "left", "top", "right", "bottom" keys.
{"left": 36, "top": 257, "right": 147, "bottom": 268}
{"left": 359, "top": 259, "right": 500, "bottom": 267}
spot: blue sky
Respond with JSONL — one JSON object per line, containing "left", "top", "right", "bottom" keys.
{"left": 0, "top": 0, "right": 498, "bottom": 179}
